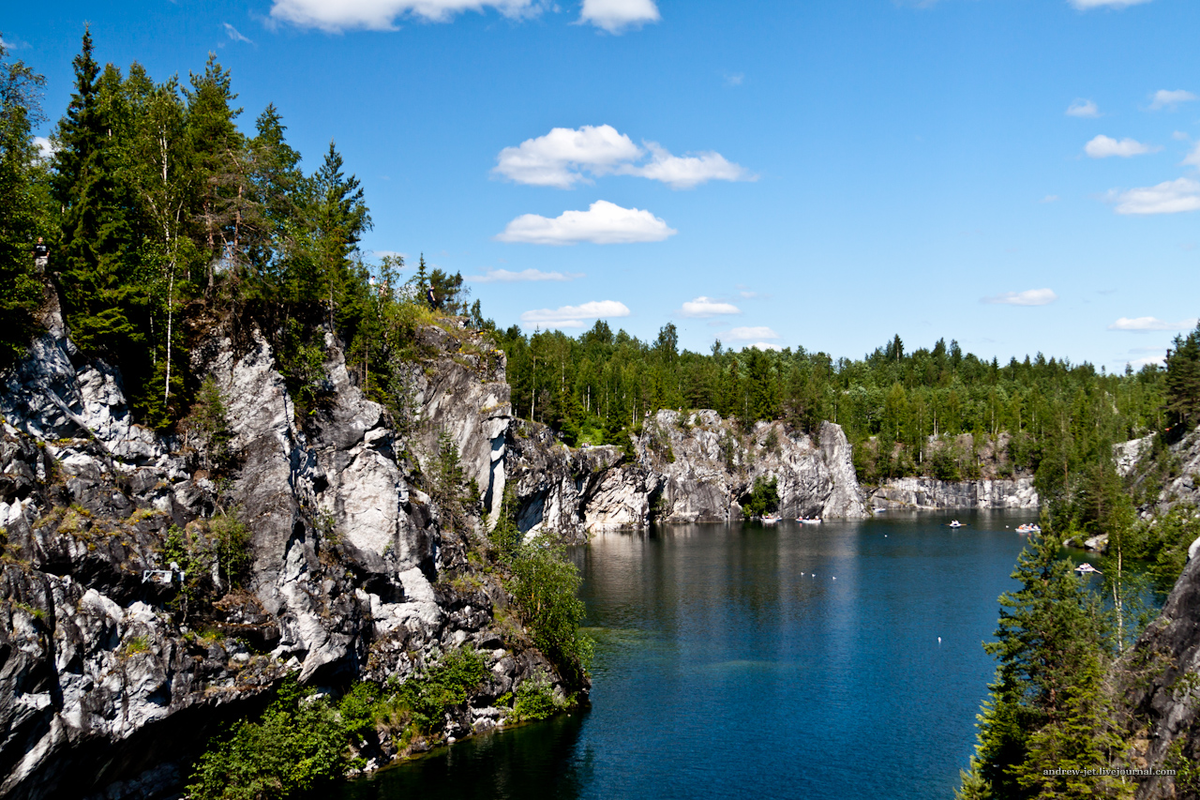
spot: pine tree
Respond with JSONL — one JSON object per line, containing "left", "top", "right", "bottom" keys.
{"left": 1164, "top": 323, "right": 1200, "bottom": 433}
{"left": 959, "top": 533, "right": 1120, "bottom": 799}
{"left": 0, "top": 37, "right": 49, "bottom": 363}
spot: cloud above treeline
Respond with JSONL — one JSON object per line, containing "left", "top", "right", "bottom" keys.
{"left": 223, "top": 23, "right": 254, "bottom": 43}
{"left": 469, "top": 267, "right": 584, "bottom": 282}
{"left": 520, "top": 299, "right": 631, "bottom": 328}
{"left": 1085, "top": 135, "right": 1157, "bottom": 158}
{"left": 982, "top": 289, "right": 1058, "bottom": 306}
{"left": 496, "top": 200, "right": 676, "bottom": 245}
{"left": 493, "top": 124, "right": 755, "bottom": 190}
{"left": 1106, "top": 178, "right": 1200, "bottom": 215}
{"left": 268, "top": 0, "right": 658, "bottom": 32}
{"left": 679, "top": 297, "right": 741, "bottom": 318}
{"left": 1108, "top": 316, "right": 1198, "bottom": 332}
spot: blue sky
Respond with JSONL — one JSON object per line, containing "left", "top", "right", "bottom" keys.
{"left": 5, "top": 0, "right": 1199, "bottom": 369}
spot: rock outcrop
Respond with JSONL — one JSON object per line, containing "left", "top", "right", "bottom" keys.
{"left": 868, "top": 476, "right": 1038, "bottom": 511}
{"left": 1115, "top": 553, "right": 1200, "bottom": 798}
{"left": 507, "top": 410, "right": 868, "bottom": 541}
{"left": 0, "top": 317, "right": 563, "bottom": 799}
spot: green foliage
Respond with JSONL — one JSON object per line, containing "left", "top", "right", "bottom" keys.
{"left": 960, "top": 534, "right": 1124, "bottom": 799}
{"left": 508, "top": 538, "right": 593, "bottom": 686}
{"left": 511, "top": 672, "right": 566, "bottom": 723}
{"left": 397, "top": 646, "right": 489, "bottom": 732}
{"left": 1164, "top": 322, "right": 1200, "bottom": 433}
{"left": 0, "top": 39, "right": 50, "bottom": 366}
{"left": 741, "top": 476, "right": 779, "bottom": 519}
{"left": 187, "top": 677, "right": 347, "bottom": 800}
{"left": 489, "top": 481, "right": 523, "bottom": 560}
{"left": 188, "top": 376, "right": 233, "bottom": 470}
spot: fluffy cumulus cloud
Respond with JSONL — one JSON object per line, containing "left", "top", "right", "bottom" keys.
{"left": 1067, "top": 0, "right": 1152, "bottom": 8}
{"left": 269, "top": 0, "right": 537, "bottom": 30}
{"left": 520, "top": 300, "right": 630, "bottom": 328}
{"left": 494, "top": 125, "right": 753, "bottom": 190}
{"left": 1085, "top": 135, "right": 1157, "bottom": 158}
{"left": 579, "top": 0, "right": 660, "bottom": 33}
{"left": 1066, "top": 99, "right": 1100, "bottom": 118}
{"left": 628, "top": 143, "right": 754, "bottom": 189}
{"left": 1149, "top": 89, "right": 1198, "bottom": 111}
{"left": 495, "top": 200, "right": 676, "bottom": 245}
{"left": 1108, "top": 317, "right": 1198, "bottom": 332}
{"left": 1107, "top": 178, "right": 1200, "bottom": 215}
{"left": 679, "top": 297, "right": 741, "bottom": 318}
{"left": 727, "top": 326, "right": 780, "bottom": 341}
{"left": 982, "top": 289, "right": 1058, "bottom": 306}
{"left": 469, "top": 267, "right": 583, "bottom": 282}
{"left": 492, "top": 125, "right": 640, "bottom": 188}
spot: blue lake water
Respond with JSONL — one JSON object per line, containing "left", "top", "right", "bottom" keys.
{"left": 340, "top": 511, "right": 1039, "bottom": 799}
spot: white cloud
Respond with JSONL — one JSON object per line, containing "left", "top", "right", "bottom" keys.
{"left": 223, "top": 23, "right": 254, "bottom": 43}
{"left": 679, "top": 296, "right": 741, "bottom": 318}
{"left": 1108, "top": 316, "right": 1198, "bottom": 331}
{"left": 747, "top": 342, "right": 783, "bottom": 352}
{"left": 1149, "top": 89, "right": 1198, "bottom": 111}
{"left": 493, "top": 125, "right": 640, "bottom": 188}
{"left": 1173, "top": 131, "right": 1191, "bottom": 141}
{"left": 1066, "top": 99, "right": 1100, "bottom": 118}
{"left": 496, "top": 200, "right": 676, "bottom": 245}
{"left": 521, "top": 300, "right": 631, "bottom": 328}
{"left": 269, "top": 0, "right": 538, "bottom": 30}
{"left": 33, "top": 137, "right": 56, "bottom": 160}
{"left": 1107, "top": 178, "right": 1200, "bottom": 215}
{"left": 494, "top": 125, "right": 752, "bottom": 190}
{"left": 727, "top": 326, "right": 780, "bottom": 341}
{"left": 1084, "top": 135, "right": 1157, "bottom": 158}
{"left": 579, "top": 0, "right": 660, "bottom": 33}
{"left": 1184, "top": 142, "right": 1200, "bottom": 167}
{"left": 622, "top": 142, "right": 756, "bottom": 189}
{"left": 470, "top": 267, "right": 583, "bottom": 282}
{"left": 1068, "top": 0, "right": 1152, "bottom": 8}
{"left": 1127, "top": 355, "right": 1166, "bottom": 369}
{"left": 982, "top": 289, "right": 1058, "bottom": 306}
{"left": 723, "top": 72, "right": 745, "bottom": 87}
{"left": 1040, "top": 194, "right": 1060, "bottom": 203}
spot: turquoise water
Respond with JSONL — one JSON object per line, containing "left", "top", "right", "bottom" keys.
{"left": 340, "top": 511, "right": 1036, "bottom": 799}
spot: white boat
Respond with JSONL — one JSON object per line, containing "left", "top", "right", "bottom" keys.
{"left": 760, "top": 514, "right": 781, "bottom": 524}
{"left": 796, "top": 517, "right": 822, "bottom": 525}
{"left": 948, "top": 520, "right": 965, "bottom": 529}
{"left": 1075, "top": 562, "right": 1102, "bottom": 575}
{"left": 1015, "top": 524, "right": 1042, "bottom": 534}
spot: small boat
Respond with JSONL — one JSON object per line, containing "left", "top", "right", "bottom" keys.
{"left": 948, "top": 520, "right": 965, "bottom": 529}
{"left": 796, "top": 517, "right": 822, "bottom": 525}
{"left": 1015, "top": 524, "right": 1042, "bottom": 534}
{"left": 760, "top": 514, "right": 781, "bottom": 524}
{"left": 1075, "top": 562, "right": 1102, "bottom": 575}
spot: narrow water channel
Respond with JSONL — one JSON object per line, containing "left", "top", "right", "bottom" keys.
{"left": 340, "top": 511, "right": 1038, "bottom": 799}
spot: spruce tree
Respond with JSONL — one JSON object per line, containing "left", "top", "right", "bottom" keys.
{"left": 0, "top": 37, "right": 49, "bottom": 363}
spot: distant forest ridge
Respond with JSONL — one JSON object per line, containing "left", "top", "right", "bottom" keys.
{"left": 3, "top": 33, "right": 1200, "bottom": 515}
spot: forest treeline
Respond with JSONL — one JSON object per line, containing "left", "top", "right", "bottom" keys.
{"left": 0, "top": 30, "right": 466, "bottom": 431}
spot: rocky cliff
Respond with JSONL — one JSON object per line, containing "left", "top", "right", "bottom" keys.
{"left": 868, "top": 476, "right": 1038, "bottom": 511}
{"left": 0, "top": 315, "right": 563, "bottom": 799}
{"left": 507, "top": 410, "right": 868, "bottom": 542}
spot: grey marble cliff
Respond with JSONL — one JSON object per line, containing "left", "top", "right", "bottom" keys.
{"left": 0, "top": 319, "right": 561, "bottom": 799}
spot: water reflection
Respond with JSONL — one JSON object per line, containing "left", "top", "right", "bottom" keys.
{"left": 339, "top": 511, "right": 1037, "bottom": 800}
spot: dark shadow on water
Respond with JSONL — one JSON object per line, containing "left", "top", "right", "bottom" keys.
{"left": 334, "top": 712, "right": 590, "bottom": 800}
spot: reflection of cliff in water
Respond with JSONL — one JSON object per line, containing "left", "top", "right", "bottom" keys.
{"left": 336, "top": 711, "right": 590, "bottom": 800}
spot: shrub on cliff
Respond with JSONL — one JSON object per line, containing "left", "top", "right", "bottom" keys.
{"left": 508, "top": 538, "right": 593, "bottom": 687}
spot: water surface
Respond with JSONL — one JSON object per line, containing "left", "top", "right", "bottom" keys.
{"left": 341, "top": 511, "right": 1035, "bottom": 799}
